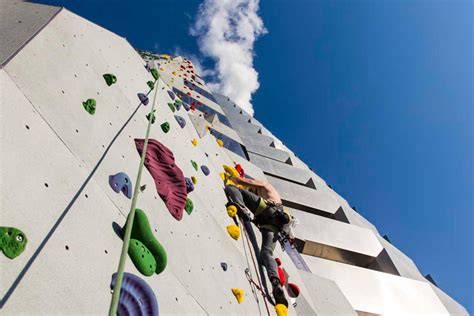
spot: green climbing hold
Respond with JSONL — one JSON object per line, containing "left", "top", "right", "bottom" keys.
{"left": 147, "top": 80, "right": 155, "bottom": 90}
{"left": 122, "top": 209, "right": 167, "bottom": 275}
{"left": 191, "top": 160, "right": 198, "bottom": 171}
{"left": 185, "top": 198, "right": 194, "bottom": 215}
{"left": 174, "top": 99, "right": 182, "bottom": 106}
{"left": 82, "top": 98, "right": 96, "bottom": 115}
{"left": 146, "top": 110, "right": 156, "bottom": 124}
{"left": 128, "top": 238, "right": 157, "bottom": 276}
{"left": 167, "top": 102, "right": 176, "bottom": 113}
{"left": 103, "top": 73, "right": 117, "bottom": 86}
{"left": 0, "top": 227, "right": 27, "bottom": 259}
{"left": 161, "top": 122, "right": 170, "bottom": 133}
{"left": 150, "top": 68, "right": 159, "bottom": 80}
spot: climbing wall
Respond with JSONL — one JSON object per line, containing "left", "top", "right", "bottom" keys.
{"left": 0, "top": 8, "right": 296, "bottom": 315}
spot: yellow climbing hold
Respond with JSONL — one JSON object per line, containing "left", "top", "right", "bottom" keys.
{"left": 231, "top": 288, "right": 244, "bottom": 304}
{"left": 159, "top": 67, "right": 164, "bottom": 71}
{"left": 191, "top": 138, "right": 198, "bottom": 146}
{"left": 223, "top": 165, "right": 239, "bottom": 177}
{"left": 191, "top": 176, "right": 197, "bottom": 184}
{"left": 227, "top": 205, "right": 237, "bottom": 218}
{"left": 275, "top": 304, "right": 288, "bottom": 316}
{"left": 226, "top": 225, "right": 240, "bottom": 240}
{"left": 172, "top": 71, "right": 176, "bottom": 75}
{"left": 216, "top": 139, "right": 224, "bottom": 147}
{"left": 219, "top": 173, "right": 226, "bottom": 181}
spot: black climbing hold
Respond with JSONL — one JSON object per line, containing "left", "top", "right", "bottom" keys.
{"left": 103, "top": 73, "right": 117, "bottom": 86}
{"left": 174, "top": 115, "right": 186, "bottom": 128}
{"left": 138, "top": 93, "right": 149, "bottom": 105}
{"left": 221, "top": 262, "right": 228, "bottom": 271}
{"left": 82, "top": 98, "right": 96, "bottom": 115}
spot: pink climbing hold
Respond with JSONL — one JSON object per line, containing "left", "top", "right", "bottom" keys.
{"left": 135, "top": 139, "right": 187, "bottom": 221}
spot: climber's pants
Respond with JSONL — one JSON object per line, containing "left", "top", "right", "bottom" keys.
{"left": 260, "top": 228, "right": 279, "bottom": 283}
{"left": 224, "top": 184, "right": 261, "bottom": 213}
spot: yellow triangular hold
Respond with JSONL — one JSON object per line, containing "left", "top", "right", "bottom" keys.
{"left": 275, "top": 304, "right": 288, "bottom": 316}
{"left": 191, "top": 138, "right": 198, "bottom": 146}
{"left": 227, "top": 205, "right": 238, "bottom": 218}
{"left": 231, "top": 288, "right": 244, "bottom": 304}
{"left": 226, "top": 225, "right": 240, "bottom": 240}
{"left": 216, "top": 139, "right": 224, "bottom": 147}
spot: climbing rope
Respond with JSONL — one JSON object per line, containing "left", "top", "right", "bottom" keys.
{"left": 240, "top": 217, "right": 272, "bottom": 316}
{"left": 108, "top": 76, "right": 160, "bottom": 316}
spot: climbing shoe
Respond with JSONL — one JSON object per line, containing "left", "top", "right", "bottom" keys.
{"left": 272, "top": 280, "right": 288, "bottom": 307}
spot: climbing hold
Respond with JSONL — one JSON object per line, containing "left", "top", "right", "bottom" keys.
{"left": 191, "top": 160, "right": 198, "bottom": 171}
{"left": 216, "top": 139, "right": 224, "bottom": 147}
{"left": 147, "top": 80, "right": 155, "bottom": 90}
{"left": 275, "top": 304, "right": 288, "bottom": 316}
{"left": 0, "top": 227, "right": 27, "bottom": 259}
{"left": 174, "top": 100, "right": 182, "bottom": 111}
{"left": 159, "top": 67, "right": 164, "bottom": 71}
{"left": 167, "top": 102, "right": 176, "bottom": 113}
{"left": 167, "top": 90, "right": 175, "bottom": 100}
{"left": 190, "top": 105, "right": 196, "bottom": 111}
{"left": 185, "top": 198, "right": 193, "bottom": 215}
{"left": 174, "top": 115, "right": 186, "bottom": 128}
{"left": 223, "top": 165, "right": 240, "bottom": 179}
{"left": 150, "top": 68, "right": 159, "bottom": 80}
{"left": 278, "top": 266, "right": 286, "bottom": 286}
{"left": 201, "top": 165, "right": 210, "bottom": 176}
{"left": 287, "top": 283, "right": 300, "bottom": 298}
{"left": 160, "top": 122, "right": 170, "bottom": 133}
{"left": 226, "top": 225, "right": 240, "bottom": 240}
{"left": 146, "top": 110, "right": 156, "bottom": 124}
{"left": 110, "top": 272, "right": 159, "bottom": 316}
{"left": 82, "top": 98, "right": 96, "bottom": 115}
{"left": 109, "top": 172, "right": 133, "bottom": 199}
{"left": 275, "top": 258, "right": 282, "bottom": 266}
{"left": 122, "top": 208, "right": 168, "bottom": 274}
{"left": 227, "top": 205, "right": 237, "bottom": 218}
{"left": 191, "top": 138, "right": 198, "bottom": 146}
{"left": 219, "top": 173, "right": 226, "bottom": 181}
{"left": 138, "top": 93, "right": 149, "bottom": 105}
{"left": 171, "top": 71, "right": 176, "bottom": 75}
{"left": 191, "top": 176, "right": 197, "bottom": 184}
{"left": 221, "top": 262, "right": 228, "bottom": 271}
{"left": 128, "top": 238, "right": 157, "bottom": 276}
{"left": 185, "top": 177, "right": 194, "bottom": 193}
{"left": 235, "top": 164, "right": 245, "bottom": 178}
{"left": 140, "top": 184, "right": 147, "bottom": 192}
{"left": 182, "top": 102, "right": 190, "bottom": 111}
{"left": 103, "top": 73, "right": 117, "bottom": 86}
{"left": 135, "top": 139, "right": 187, "bottom": 221}
{"left": 231, "top": 288, "right": 244, "bottom": 304}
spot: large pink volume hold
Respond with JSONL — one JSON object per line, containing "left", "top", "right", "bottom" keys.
{"left": 135, "top": 139, "right": 187, "bottom": 221}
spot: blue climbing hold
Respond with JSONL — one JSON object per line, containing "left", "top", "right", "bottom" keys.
{"left": 138, "top": 93, "right": 149, "bottom": 105}
{"left": 110, "top": 272, "right": 159, "bottom": 316}
{"left": 109, "top": 172, "right": 133, "bottom": 199}
{"left": 221, "top": 262, "right": 228, "bottom": 271}
{"left": 174, "top": 115, "right": 186, "bottom": 128}
{"left": 201, "top": 165, "right": 210, "bottom": 176}
{"left": 167, "top": 91, "right": 175, "bottom": 100}
{"left": 182, "top": 102, "right": 190, "bottom": 111}
{"left": 185, "top": 177, "right": 194, "bottom": 193}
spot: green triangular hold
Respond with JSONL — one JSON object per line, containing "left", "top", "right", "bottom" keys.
{"left": 82, "top": 98, "right": 96, "bottom": 115}
{"left": 185, "top": 198, "right": 194, "bottom": 215}
{"left": 103, "top": 73, "right": 117, "bottom": 86}
{"left": 146, "top": 110, "right": 156, "bottom": 124}
{"left": 150, "top": 68, "right": 159, "bottom": 80}
{"left": 0, "top": 227, "right": 27, "bottom": 259}
{"left": 161, "top": 122, "right": 170, "bottom": 133}
{"left": 147, "top": 80, "right": 155, "bottom": 90}
{"left": 167, "top": 102, "right": 176, "bottom": 113}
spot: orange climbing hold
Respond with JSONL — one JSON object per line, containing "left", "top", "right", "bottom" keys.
{"left": 191, "top": 138, "right": 198, "bottom": 146}
{"left": 275, "top": 304, "right": 288, "bottom": 316}
{"left": 226, "top": 225, "right": 240, "bottom": 240}
{"left": 227, "top": 205, "right": 237, "bottom": 218}
{"left": 231, "top": 288, "right": 244, "bottom": 304}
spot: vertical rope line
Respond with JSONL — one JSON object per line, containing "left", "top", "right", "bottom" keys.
{"left": 108, "top": 77, "right": 160, "bottom": 316}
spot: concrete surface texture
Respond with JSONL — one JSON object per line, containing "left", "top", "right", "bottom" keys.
{"left": 0, "top": 2, "right": 468, "bottom": 315}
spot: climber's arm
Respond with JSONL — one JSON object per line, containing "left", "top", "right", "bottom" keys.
{"left": 230, "top": 176, "right": 267, "bottom": 189}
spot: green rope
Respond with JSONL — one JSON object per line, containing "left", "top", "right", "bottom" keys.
{"left": 108, "top": 78, "right": 160, "bottom": 316}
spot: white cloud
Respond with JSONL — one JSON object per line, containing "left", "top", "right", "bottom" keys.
{"left": 190, "top": 0, "right": 266, "bottom": 116}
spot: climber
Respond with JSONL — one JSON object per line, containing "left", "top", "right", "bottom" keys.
{"left": 224, "top": 176, "right": 296, "bottom": 308}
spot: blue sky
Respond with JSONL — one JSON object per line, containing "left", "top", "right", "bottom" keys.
{"left": 41, "top": 0, "right": 473, "bottom": 311}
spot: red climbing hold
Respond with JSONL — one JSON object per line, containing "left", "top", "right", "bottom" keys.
{"left": 135, "top": 139, "right": 187, "bottom": 221}
{"left": 287, "top": 283, "right": 300, "bottom": 298}
{"left": 235, "top": 164, "right": 245, "bottom": 178}
{"left": 190, "top": 105, "right": 196, "bottom": 111}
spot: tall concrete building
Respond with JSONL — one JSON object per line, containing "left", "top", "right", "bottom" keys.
{"left": 0, "top": 1, "right": 468, "bottom": 315}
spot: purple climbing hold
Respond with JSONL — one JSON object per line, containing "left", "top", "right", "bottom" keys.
{"left": 221, "top": 262, "right": 228, "bottom": 271}
{"left": 174, "top": 101, "right": 181, "bottom": 111}
{"left": 174, "top": 115, "right": 186, "bottom": 128}
{"left": 138, "top": 93, "right": 149, "bottom": 105}
{"left": 135, "top": 139, "right": 187, "bottom": 221}
{"left": 201, "top": 165, "right": 210, "bottom": 176}
{"left": 182, "top": 102, "right": 190, "bottom": 111}
{"left": 167, "top": 90, "right": 175, "bottom": 100}
{"left": 110, "top": 272, "right": 159, "bottom": 316}
{"left": 185, "top": 177, "right": 194, "bottom": 193}
{"left": 109, "top": 172, "right": 133, "bottom": 199}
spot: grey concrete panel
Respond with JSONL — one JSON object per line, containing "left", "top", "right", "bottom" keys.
{"left": 0, "top": 1, "right": 61, "bottom": 66}
{"left": 266, "top": 175, "right": 341, "bottom": 215}
{"left": 246, "top": 143, "right": 291, "bottom": 163}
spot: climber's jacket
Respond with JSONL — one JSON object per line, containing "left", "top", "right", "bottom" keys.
{"left": 253, "top": 199, "right": 291, "bottom": 233}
